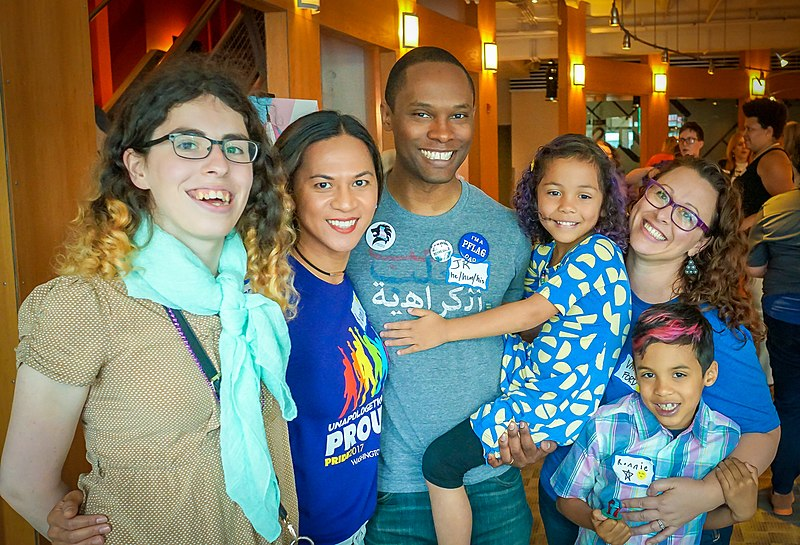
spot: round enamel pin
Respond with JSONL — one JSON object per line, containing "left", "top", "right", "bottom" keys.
{"left": 429, "top": 239, "right": 453, "bottom": 263}
{"left": 365, "top": 221, "right": 396, "bottom": 251}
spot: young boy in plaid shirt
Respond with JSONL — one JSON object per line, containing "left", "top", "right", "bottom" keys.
{"left": 551, "top": 302, "right": 759, "bottom": 545}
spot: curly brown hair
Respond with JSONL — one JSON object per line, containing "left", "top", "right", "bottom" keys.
{"left": 656, "top": 157, "right": 764, "bottom": 343}
{"left": 57, "top": 55, "right": 296, "bottom": 312}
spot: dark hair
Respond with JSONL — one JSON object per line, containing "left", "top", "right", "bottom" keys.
{"left": 650, "top": 157, "right": 763, "bottom": 343}
{"left": 384, "top": 46, "right": 474, "bottom": 110}
{"left": 679, "top": 121, "right": 704, "bottom": 142}
{"left": 274, "top": 110, "right": 384, "bottom": 201}
{"left": 742, "top": 98, "right": 789, "bottom": 139}
{"left": 512, "top": 133, "right": 628, "bottom": 250}
{"left": 59, "top": 55, "right": 296, "bottom": 310}
{"left": 632, "top": 302, "right": 715, "bottom": 374}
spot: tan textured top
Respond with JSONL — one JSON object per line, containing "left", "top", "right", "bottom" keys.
{"left": 17, "top": 276, "right": 298, "bottom": 545}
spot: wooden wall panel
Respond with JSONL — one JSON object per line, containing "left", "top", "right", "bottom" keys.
{"left": 0, "top": 1, "right": 96, "bottom": 543}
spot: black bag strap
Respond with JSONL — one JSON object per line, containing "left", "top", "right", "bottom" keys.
{"left": 164, "top": 306, "right": 221, "bottom": 399}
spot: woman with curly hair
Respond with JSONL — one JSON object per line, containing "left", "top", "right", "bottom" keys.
{"left": 381, "top": 134, "right": 631, "bottom": 545}
{"left": 536, "top": 157, "right": 780, "bottom": 545}
{"left": 0, "top": 58, "right": 298, "bottom": 545}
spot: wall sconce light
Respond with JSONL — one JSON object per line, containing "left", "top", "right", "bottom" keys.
{"left": 483, "top": 42, "right": 498, "bottom": 71}
{"left": 751, "top": 72, "right": 766, "bottom": 96}
{"left": 572, "top": 63, "right": 585, "bottom": 86}
{"left": 296, "top": 0, "right": 320, "bottom": 9}
{"left": 653, "top": 73, "right": 667, "bottom": 93}
{"left": 402, "top": 13, "right": 419, "bottom": 48}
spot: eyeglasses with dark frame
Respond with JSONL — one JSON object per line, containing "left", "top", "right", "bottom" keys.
{"left": 678, "top": 136, "right": 698, "bottom": 145}
{"left": 141, "top": 133, "right": 259, "bottom": 164}
{"left": 643, "top": 179, "right": 710, "bottom": 234}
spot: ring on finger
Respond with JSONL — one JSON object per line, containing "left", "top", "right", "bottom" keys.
{"left": 656, "top": 519, "right": 666, "bottom": 531}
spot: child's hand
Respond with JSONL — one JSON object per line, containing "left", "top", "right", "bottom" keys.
{"left": 381, "top": 309, "right": 448, "bottom": 355}
{"left": 715, "top": 457, "right": 759, "bottom": 523}
{"left": 591, "top": 509, "right": 631, "bottom": 545}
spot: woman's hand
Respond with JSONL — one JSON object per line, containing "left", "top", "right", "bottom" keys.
{"left": 715, "top": 457, "right": 759, "bottom": 523}
{"left": 381, "top": 308, "right": 448, "bottom": 355}
{"left": 46, "top": 490, "right": 111, "bottom": 545}
{"left": 486, "top": 421, "right": 555, "bottom": 469}
{"left": 592, "top": 509, "right": 632, "bottom": 545}
{"left": 621, "top": 476, "right": 722, "bottom": 544}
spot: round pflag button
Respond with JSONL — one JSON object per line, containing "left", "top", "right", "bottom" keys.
{"left": 458, "top": 232, "right": 489, "bottom": 263}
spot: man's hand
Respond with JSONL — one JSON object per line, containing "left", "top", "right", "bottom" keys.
{"left": 46, "top": 490, "right": 111, "bottom": 545}
{"left": 381, "top": 308, "right": 448, "bottom": 355}
{"left": 591, "top": 509, "right": 632, "bottom": 545}
{"left": 486, "top": 421, "right": 555, "bottom": 469}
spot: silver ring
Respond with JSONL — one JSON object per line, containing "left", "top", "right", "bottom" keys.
{"left": 656, "top": 519, "right": 666, "bottom": 531}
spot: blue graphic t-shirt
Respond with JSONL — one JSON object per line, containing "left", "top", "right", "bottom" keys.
{"left": 286, "top": 257, "right": 387, "bottom": 544}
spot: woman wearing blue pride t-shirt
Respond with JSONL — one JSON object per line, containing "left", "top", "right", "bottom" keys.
{"left": 274, "top": 111, "right": 387, "bottom": 545}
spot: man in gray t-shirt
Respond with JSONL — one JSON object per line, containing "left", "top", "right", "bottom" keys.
{"left": 348, "top": 46, "right": 550, "bottom": 545}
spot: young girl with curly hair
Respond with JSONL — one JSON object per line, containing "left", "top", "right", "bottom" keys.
{"left": 382, "top": 134, "right": 631, "bottom": 545}
{"left": 0, "top": 58, "right": 298, "bottom": 545}
{"left": 537, "top": 157, "right": 780, "bottom": 545}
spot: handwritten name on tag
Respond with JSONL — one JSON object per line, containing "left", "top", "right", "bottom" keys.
{"left": 613, "top": 454, "right": 654, "bottom": 488}
{"left": 447, "top": 257, "right": 489, "bottom": 290}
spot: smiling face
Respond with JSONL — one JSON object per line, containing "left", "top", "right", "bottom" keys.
{"left": 636, "top": 342, "right": 717, "bottom": 430}
{"left": 743, "top": 116, "right": 775, "bottom": 154}
{"left": 536, "top": 158, "right": 603, "bottom": 258}
{"left": 628, "top": 167, "right": 717, "bottom": 265}
{"left": 124, "top": 94, "right": 253, "bottom": 258}
{"left": 678, "top": 129, "right": 704, "bottom": 157}
{"left": 292, "top": 134, "right": 379, "bottom": 270}
{"left": 381, "top": 62, "right": 474, "bottom": 187}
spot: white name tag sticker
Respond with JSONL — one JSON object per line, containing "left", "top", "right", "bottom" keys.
{"left": 351, "top": 293, "right": 368, "bottom": 330}
{"left": 613, "top": 454, "right": 654, "bottom": 488}
{"left": 447, "top": 257, "right": 489, "bottom": 290}
{"left": 614, "top": 353, "right": 639, "bottom": 393}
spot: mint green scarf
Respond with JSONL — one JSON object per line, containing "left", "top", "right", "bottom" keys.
{"left": 122, "top": 218, "right": 296, "bottom": 541}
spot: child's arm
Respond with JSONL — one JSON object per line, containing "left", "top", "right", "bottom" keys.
{"left": 704, "top": 458, "right": 759, "bottom": 529}
{"left": 381, "top": 293, "right": 558, "bottom": 355}
{"left": 557, "top": 497, "right": 632, "bottom": 545}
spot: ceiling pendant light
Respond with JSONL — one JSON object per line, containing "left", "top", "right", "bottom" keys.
{"left": 610, "top": 0, "right": 620, "bottom": 27}
{"left": 622, "top": 32, "right": 631, "bottom": 50}
{"left": 661, "top": 49, "right": 669, "bottom": 63}
{"left": 707, "top": 60, "right": 715, "bottom": 75}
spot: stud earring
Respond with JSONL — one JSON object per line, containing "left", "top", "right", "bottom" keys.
{"left": 684, "top": 255, "right": 698, "bottom": 276}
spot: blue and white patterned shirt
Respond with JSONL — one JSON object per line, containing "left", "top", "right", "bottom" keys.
{"left": 551, "top": 393, "right": 740, "bottom": 545}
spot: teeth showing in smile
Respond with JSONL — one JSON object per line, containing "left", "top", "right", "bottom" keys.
{"left": 328, "top": 219, "right": 357, "bottom": 229}
{"left": 554, "top": 220, "right": 579, "bottom": 227}
{"left": 194, "top": 189, "right": 231, "bottom": 204}
{"left": 644, "top": 221, "right": 667, "bottom": 241}
{"left": 421, "top": 150, "right": 454, "bottom": 161}
{"left": 657, "top": 403, "right": 678, "bottom": 411}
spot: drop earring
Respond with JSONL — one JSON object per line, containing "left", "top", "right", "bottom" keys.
{"left": 684, "top": 255, "right": 698, "bottom": 277}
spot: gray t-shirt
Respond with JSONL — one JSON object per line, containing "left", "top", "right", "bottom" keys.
{"left": 347, "top": 180, "right": 531, "bottom": 493}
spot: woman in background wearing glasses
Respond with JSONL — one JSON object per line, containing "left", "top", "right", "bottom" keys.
{"left": 537, "top": 158, "right": 779, "bottom": 545}
{"left": 0, "top": 58, "right": 298, "bottom": 544}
